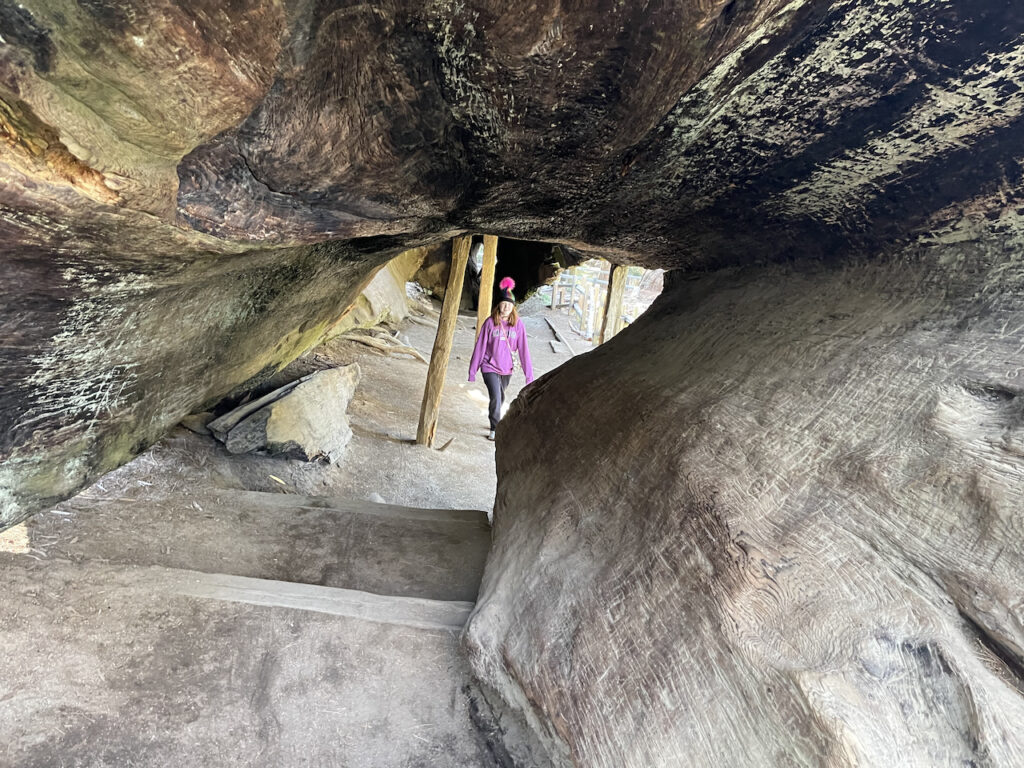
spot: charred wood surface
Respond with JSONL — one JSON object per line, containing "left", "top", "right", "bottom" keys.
{"left": 3, "top": 2, "right": 1024, "bottom": 762}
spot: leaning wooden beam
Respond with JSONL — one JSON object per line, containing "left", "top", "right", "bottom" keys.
{"left": 476, "top": 235, "right": 498, "bottom": 333}
{"left": 599, "top": 263, "right": 627, "bottom": 345}
{"left": 208, "top": 372, "right": 318, "bottom": 441}
{"left": 545, "top": 317, "right": 576, "bottom": 356}
{"left": 416, "top": 235, "right": 472, "bottom": 446}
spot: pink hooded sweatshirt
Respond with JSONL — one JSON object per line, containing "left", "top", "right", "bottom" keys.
{"left": 468, "top": 317, "right": 534, "bottom": 383}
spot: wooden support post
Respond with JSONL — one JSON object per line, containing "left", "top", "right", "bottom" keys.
{"left": 417, "top": 235, "right": 472, "bottom": 447}
{"left": 476, "top": 235, "right": 498, "bottom": 333}
{"left": 599, "top": 264, "right": 627, "bottom": 345}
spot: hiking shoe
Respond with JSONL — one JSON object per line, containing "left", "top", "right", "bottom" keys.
{"left": 487, "top": 430, "right": 496, "bottom": 441}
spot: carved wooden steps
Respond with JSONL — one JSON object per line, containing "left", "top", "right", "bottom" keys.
{"left": 0, "top": 491, "right": 499, "bottom": 767}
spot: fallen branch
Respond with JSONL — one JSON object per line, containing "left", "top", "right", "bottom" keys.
{"left": 341, "top": 333, "right": 429, "bottom": 364}
{"left": 545, "top": 318, "right": 576, "bottom": 356}
{"left": 208, "top": 373, "right": 318, "bottom": 441}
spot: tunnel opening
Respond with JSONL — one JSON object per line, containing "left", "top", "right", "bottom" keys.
{"left": 4, "top": 0, "right": 1024, "bottom": 765}
{"left": 0, "top": 222, "right": 662, "bottom": 764}
{"left": 410, "top": 236, "right": 583, "bottom": 314}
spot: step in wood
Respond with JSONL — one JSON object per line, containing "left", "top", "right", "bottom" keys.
{"left": 0, "top": 557, "right": 496, "bottom": 767}
{"left": 166, "top": 567, "right": 474, "bottom": 630}
{"left": 35, "top": 489, "right": 491, "bottom": 602}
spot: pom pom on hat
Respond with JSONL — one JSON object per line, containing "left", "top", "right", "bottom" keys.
{"left": 497, "top": 276, "right": 516, "bottom": 303}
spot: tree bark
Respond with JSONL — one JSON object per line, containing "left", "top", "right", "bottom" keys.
{"left": 417, "top": 236, "right": 471, "bottom": 446}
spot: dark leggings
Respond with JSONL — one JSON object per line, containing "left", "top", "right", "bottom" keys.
{"left": 482, "top": 372, "right": 511, "bottom": 429}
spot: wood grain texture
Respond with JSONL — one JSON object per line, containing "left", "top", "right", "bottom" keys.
{"left": 417, "top": 235, "right": 470, "bottom": 446}
{"left": 467, "top": 226, "right": 1024, "bottom": 766}
{"left": 477, "top": 234, "right": 498, "bottom": 333}
{"left": 2, "top": 1, "right": 1024, "bottom": 760}
{"left": 598, "top": 264, "right": 626, "bottom": 345}
{"left": 3, "top": 0, "right": 1024, "bottom": 524}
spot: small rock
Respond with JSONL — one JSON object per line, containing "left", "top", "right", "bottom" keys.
{"left": 225, "top": 365, "right": 361, "bottom": 463}
{"left": 367, "top": 493, "right": 386, "bottom": 504}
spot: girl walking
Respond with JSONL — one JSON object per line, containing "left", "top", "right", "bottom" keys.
{"left": 468, "top": 278, "right": 534, "bottom": 440}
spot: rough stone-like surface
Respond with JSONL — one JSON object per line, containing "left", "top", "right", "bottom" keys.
{"left": 223, "top": 364, "right": 360, "bottom": 462}
{"left": 327, "top": 247, "right": 428, "bottom": 335}
{"left": 468, "top": 236, "right": 1024, "bottom": 766}
{"left": 5, "top": 1, "right": 1024, "bottom": 763}
{"left": 178, "top": 411, "right": 213, "bottom": 435}
{"left": 0, "top": 234, "right": 398, "bottom": 526}
{"left": 5, "top": 0, "right": 1024, "bottom": 524}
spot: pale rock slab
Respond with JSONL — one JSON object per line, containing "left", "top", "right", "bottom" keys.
{"left": 225, "top": 365, "right": 361, "bottom": 463}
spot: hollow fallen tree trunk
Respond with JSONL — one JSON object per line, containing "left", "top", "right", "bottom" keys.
{"left": 466, "top": 244, "right": 1024, "bottom": 767}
